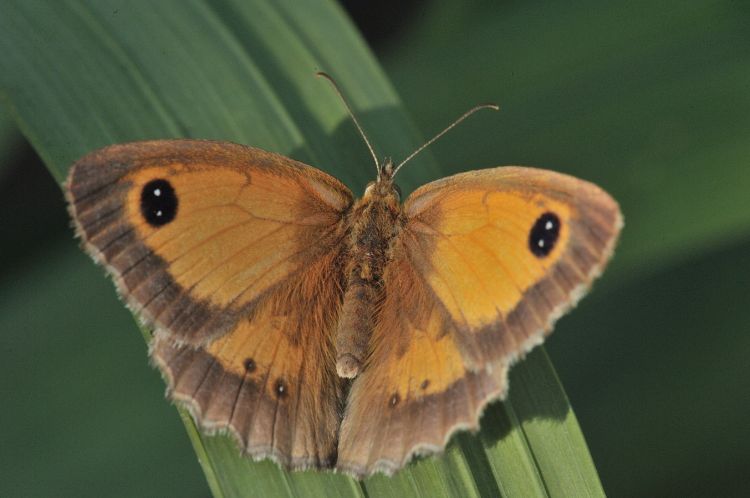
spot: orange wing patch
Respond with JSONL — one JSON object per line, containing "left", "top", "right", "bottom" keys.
{"left": 123, "top": 164, "right": 340, "bottom": 308}
{"left": 409, "top": 189, "right": 571, "bottom": 329}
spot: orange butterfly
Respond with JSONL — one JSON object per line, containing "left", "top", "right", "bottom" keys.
{"left": 65, "top": 73, "right": 622, "bottom": 478}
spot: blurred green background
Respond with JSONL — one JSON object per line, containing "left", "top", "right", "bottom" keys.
{"left": 1, "top": 1, "right": 749, "bottom": 497}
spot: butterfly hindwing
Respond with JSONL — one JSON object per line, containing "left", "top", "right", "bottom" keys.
{"left": 151, "top": 245, "right": 347, "bottom": 468}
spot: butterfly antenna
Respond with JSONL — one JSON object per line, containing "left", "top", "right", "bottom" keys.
{"left": 393, "top": 103, "right": 500, "bottom": 177}
{"left": 316, "top": 71, "right": 381, "bottom": 179}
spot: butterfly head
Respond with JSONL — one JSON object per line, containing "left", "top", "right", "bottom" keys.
{"left": 364, "top": 158, "right": 402, "bottom": 203}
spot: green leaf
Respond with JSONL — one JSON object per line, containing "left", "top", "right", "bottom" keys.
{"left": 0, "top": 242, "right": 210, "bottom": 497}
{"left": 0, "top": 105, "right": 20, "bottom": 175}
{"left": 0, "top": 1, "right": 604, "bottom": 496}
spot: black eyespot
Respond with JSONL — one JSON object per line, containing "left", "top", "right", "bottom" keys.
{"left": 243, "top": 358, "right": 256, "bottom": 373}
{"left": 274, "top": 379, "right": 288, "bottom": 399}
{"left": 529, "top": 212, "right": 561, "bottom": 257}
{"left": 420, "top": 379, "right": 430, "bottom": 390}
{"left": 140, "top": 179, "right": 177, "bottom": 226}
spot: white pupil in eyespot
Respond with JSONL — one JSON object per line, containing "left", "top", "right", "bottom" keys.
{"left": 154, "top": 188, "right": 161, "bottom": 196}
{"left": 545, "top": 220, "right": 554, "bottom": 230}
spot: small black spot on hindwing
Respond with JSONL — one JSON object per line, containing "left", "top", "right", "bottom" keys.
{"left": 243, "top": 358, "right": 256, "bottom": 373}
{"left": 274, "top": 378, "right": 288, "bottom": 399}
{"left": 140, "top": 179, "right": 177, "bottom": 227}
{"left": 529, "top": 212, "right": 561, "bottom": 257}
{"left": 389, "top": 392, "right": 400, "bottom": 407}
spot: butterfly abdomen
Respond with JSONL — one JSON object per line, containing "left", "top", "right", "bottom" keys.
{"left": 335, "top": 189, "right": 403, "bottom": 379}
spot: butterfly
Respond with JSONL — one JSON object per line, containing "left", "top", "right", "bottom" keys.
{"left": 65, "top": 72, "right": 622, "bottom": 478}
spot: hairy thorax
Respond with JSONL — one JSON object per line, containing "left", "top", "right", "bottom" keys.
{"left": 335, "top": 181, "right": 404, "bottom": 378}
